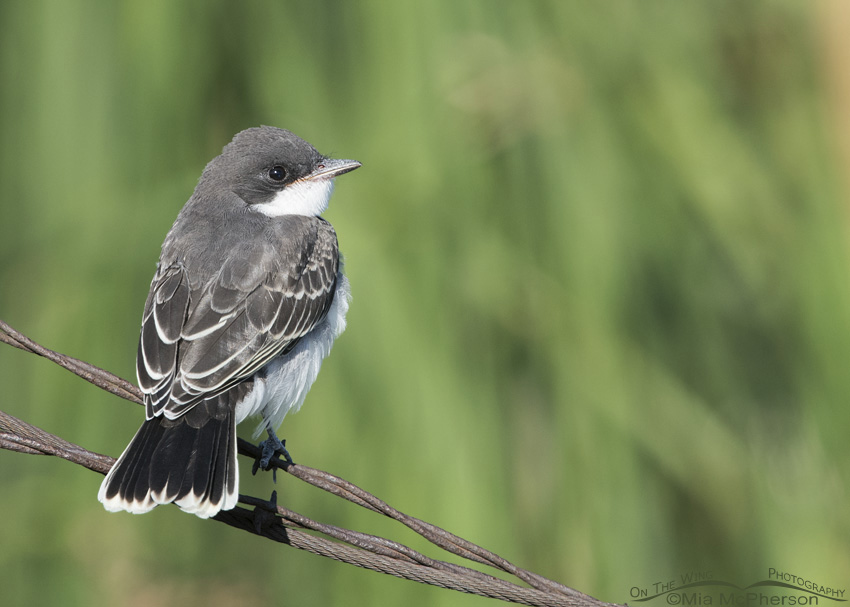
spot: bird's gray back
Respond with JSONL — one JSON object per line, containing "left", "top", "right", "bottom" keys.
{"left": 137, "top": 203, "right": 340, "bottom": 421}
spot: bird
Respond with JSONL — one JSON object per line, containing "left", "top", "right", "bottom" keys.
{"left": 98, "top": 126, "right": 360, "bottom": 518}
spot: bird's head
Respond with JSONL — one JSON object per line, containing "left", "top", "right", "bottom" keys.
{"left": 202, "top": 125, "right": 361, "bottom": 217}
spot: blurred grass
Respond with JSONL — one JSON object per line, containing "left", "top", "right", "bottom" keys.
{"left": 2, "top": 1, "right": 850, "bottom": 605}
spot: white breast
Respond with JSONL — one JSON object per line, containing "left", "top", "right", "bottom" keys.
{"left": 234, "top": 271, "right": 350, "bottom": 437}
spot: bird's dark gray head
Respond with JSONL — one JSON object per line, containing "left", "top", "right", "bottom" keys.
{"left": 197, "top": 126, "right": 360, "bottom": 216}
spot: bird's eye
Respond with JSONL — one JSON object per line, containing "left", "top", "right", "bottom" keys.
{"left": 268, "top": 165, "right": 286, "bottom": 181}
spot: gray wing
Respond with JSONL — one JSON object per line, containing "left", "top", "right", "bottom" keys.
{"left": 136, "top": 221, "right": 339, "bottom": 420}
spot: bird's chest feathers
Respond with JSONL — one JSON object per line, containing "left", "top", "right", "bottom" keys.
{"left": 233, "top": 272, "right": 350, "bottom": 434}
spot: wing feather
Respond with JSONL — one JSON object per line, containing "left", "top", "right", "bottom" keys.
{"left": 136, "top": 216, "right": 340, "bottom": 421}
{"left": 136, "top": 266, "right": 190, "bottom": 418}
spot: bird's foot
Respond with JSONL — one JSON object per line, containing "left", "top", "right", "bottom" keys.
{"left": 252, "top": 428, "right": 294, "bottom": 479}
{"left": 253, "top": 490, "right": 279, "bottom": 535}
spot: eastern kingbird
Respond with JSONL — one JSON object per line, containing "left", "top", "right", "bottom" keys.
{"left": 98, "top": 126, "right": 360, "bottom": 518}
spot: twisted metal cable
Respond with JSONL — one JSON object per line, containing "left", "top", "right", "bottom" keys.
{"left": 0, "top": 319, "right": 616, "bottom": 607}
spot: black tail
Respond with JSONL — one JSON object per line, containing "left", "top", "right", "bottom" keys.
{"left": 98, "top": 404, "right": 237, "bottom": 518}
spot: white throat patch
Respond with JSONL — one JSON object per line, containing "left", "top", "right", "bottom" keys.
{"left": 253, "top": 178, "right": 335, "bottom": 217}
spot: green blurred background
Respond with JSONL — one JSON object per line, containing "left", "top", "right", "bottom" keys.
{"left": 1, "top": 1, "right": 849, "bottom": 605}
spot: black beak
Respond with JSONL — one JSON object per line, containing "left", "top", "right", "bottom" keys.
{"left": 306, "top": 158, "right": 362, "bottom": 181}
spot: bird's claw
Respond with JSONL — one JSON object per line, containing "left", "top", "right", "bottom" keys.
{"left": 253, "top": 490, "right": 279, "bottom": 535}
{"left": 251, "top": 429, "right": 293, "bottom": 479}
